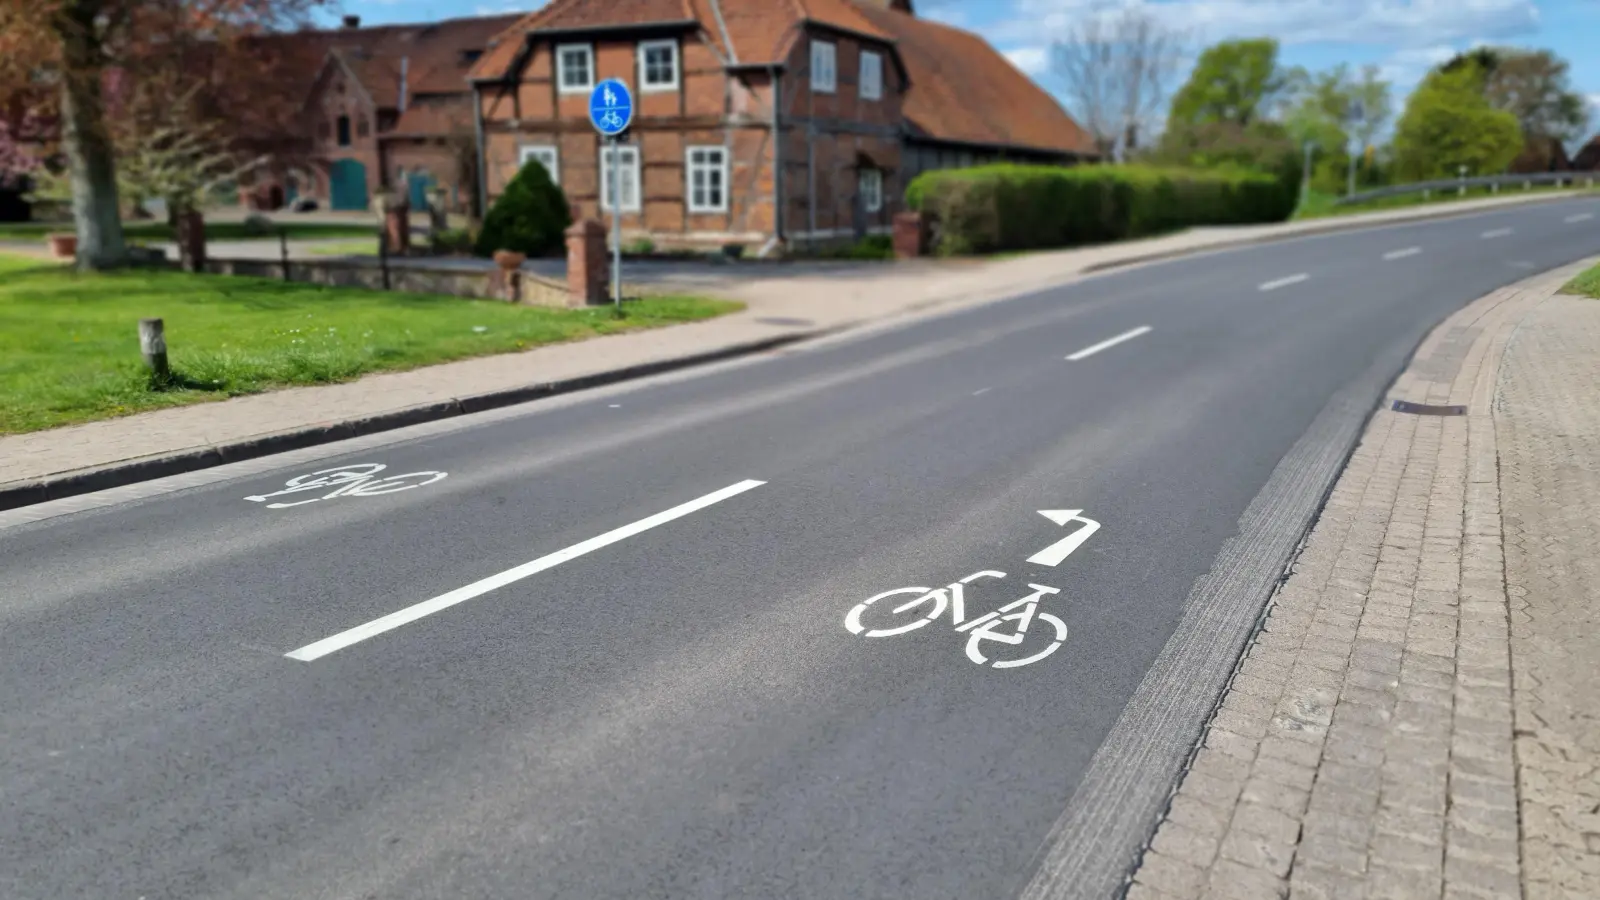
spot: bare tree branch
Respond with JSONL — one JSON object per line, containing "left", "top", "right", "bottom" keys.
{"left": 1050, "top": 6, "right": 1186, "bottom": 162}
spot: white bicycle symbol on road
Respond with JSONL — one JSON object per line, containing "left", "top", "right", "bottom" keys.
{"left": 244, "top": 463, "right": 448, "bottom": 508}
{"left": 845, "top": 570, "right": 1068, "bottom": 669}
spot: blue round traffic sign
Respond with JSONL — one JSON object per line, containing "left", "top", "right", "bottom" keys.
{"left": 589, "top": 78, "right": 634, "bottom": 136}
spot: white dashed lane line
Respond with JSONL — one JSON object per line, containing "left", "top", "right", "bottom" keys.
{"left": 1566, "top": 213, "right": 1594, "bottom": 223}
{"left": 1065, "top": 326, "right": 1153, "bottom": 361}
{"left": 1258, "top": 273, "right": 1309, "bottom": 292}
{"left": 1481, "top": 228, "right": 1514, "bottom": 238}
{"left": 1383, "top": 247, "right": 1422, "bottom": 260}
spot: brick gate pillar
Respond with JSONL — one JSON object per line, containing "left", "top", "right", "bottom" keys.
{"left": 566, "top": 219, "right": 609, "bottom": 306}
{"left": 893, "top": 211, "right": 928, "bottom": 259}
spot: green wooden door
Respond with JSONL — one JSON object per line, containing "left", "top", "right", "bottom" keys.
{"left": 329, "top": 159, "right": 368, "bottom": 211}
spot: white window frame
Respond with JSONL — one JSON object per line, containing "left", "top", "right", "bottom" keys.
{"left": 810, "top": 40, "right": 837, "bottom": 93}
{"left": 685, "top": 145, "right": 729, "bottom": 213}
{"left": 600, "top": 144, "right": 641, "bottom": 213}
{"left": 518, "top": 145, "right": 560, "bottom": 184}
{"left": 859, "top": 50, "right": 883, "bottom": 101}
{"left": 556, "top": 43, "right": 594, "bottom": 93}
{"left": 859, "top": 167, "right": 883, "bottom": 213}
{"left": 637, "top": 39, "right": 679, "bottom": 92}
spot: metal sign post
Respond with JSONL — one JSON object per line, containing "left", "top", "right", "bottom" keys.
{"left": 588, "top": 78, "right": 634, "bottom": 312}
{"left": 1346, "top": 99, "right": 1365, "bottom": 198}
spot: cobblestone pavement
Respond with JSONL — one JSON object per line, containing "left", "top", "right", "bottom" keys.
{"left": 1126, "top": 258, "right": 1600, "bottom": 899}
{"left": 1496, "top": 295, "right": 1600, "bottom": 899}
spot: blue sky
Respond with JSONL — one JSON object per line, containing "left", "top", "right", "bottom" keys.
{"left": 333, "top": 0, "right": 1600, "bottom": 141}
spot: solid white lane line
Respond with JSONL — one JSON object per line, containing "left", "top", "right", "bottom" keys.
{"left": 1258, "top": 273, "right": 1309, "bottom": 291}
{"left": 1065, "top": 325, "right": 1153, "bottom": 361}
{"left": 1383, "top": 247, "right": 1422, "bottom": 260}
{"left": 285, "top": 479, "right": 767, "bottom": 661}
{"left": 1566, "top": 213, "right": 1594, "bottom": 223}
{"left": 1482, "top": 228, "right": 1513, "bottom": 238}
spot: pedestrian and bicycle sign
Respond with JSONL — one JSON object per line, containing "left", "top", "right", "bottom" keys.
{"left": 589, "top": 78, "right": 633, "bottom": 136}
{"left": 589, "top": 78, "right": 633, "bottom": 309}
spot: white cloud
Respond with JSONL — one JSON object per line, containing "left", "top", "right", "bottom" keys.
{"left": 1373, "top": 43, "right": 1458, "bottom": 89}
{"left": 1001, "top": 0, "right": 1540, "bottom": 49}
{"left": 1004, "top": 46, "right": 1050, "bottom": 76}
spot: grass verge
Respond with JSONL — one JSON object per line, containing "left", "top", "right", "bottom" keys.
{"left": 0, "top": 257, "right": 741, "bottom": 434}
{"left": 304, "top": 238, "right": 386, "bottom": 256}
{"left": 1562, "top": 261, "right": 1600, "bottom": 298}
{"left": 0, "top": 221, "right": 379, "bottom": 241}
{"left": 1293, "top": 183, "right": 1599, "bottom": 220}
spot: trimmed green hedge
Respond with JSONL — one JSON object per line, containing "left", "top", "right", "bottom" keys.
{"left": 905, "top": 163, "right": 1297, "bottom": 256}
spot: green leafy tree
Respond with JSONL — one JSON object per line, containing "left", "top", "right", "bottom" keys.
{"left": 473, "top": 157, "right": 572, "bottom": 258}
{"left": 1393, "top": 61, "right": 1523, "bottom": 181}
{"left": 1280, "top": 63, "right": 1394, "bottom": 192}
{"left": 1166, "top": 38, "right": 1288, "bottom": 129}
{"left": 1443, "top": 47, "right": 1589, "bottom": 145}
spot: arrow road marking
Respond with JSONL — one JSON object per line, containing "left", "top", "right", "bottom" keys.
{"left": 1258, "top": 273, "right": 1309, "bottom": 291}
{"left": 285, "top": 479, "right": 766, "bottom": 661}
{"left": 1065, "top": 326, "right": 1152, "bottom": 361}
{"left": 1383, "top": 247, "right": 1421, "bottom": 260}
{"left": 1028, "top": 509, "right": 1101, "bottom": 567}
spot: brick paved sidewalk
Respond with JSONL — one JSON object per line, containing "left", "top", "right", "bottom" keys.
{"left": 1127, "top": 257, "right": 1600, "bottom": 900}
{"left": 2, "top": 191, "right": 1591, "bottom": 498}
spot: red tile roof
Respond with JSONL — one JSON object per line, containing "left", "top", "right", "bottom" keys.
{"left": 853, "top": 4, "right": 1096, "bottom": 156}
{"left": 536, "top": 0, "right": 699, "bottom": 31}
{"left": 1572, "top": 134, "right": 1600, "bottom": 171}
{"left": 294, "top": 13, "right": 524, "bottom": 107}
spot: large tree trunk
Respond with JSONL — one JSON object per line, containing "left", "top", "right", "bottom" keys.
{"left": 55, "top": 1, "right": 126, "bottom": 270}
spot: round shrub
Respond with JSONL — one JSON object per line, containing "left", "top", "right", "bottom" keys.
{"left": 473, "top": 157, "right": 572, "bottom": 258}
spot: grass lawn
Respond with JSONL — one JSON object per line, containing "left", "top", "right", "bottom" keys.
{"left": 304, "top": 238, "right": 385, "bottom": 256}
{"left": 0, "top": 257, "right": 742, "bottom": 434}
{"left": 1293, "top": 183, "right": 1599, "bottom": 220}
{"left": 0, "top": 220, "right": 379, "bottom": 241}
{"left": 1563, "top": 261, "right": 1600, "bottom": 298}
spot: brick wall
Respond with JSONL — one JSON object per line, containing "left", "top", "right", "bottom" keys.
{"left": 307, "top": 61, "right": 382, "bottom": 204}
{"left": 384, "top": 140, "right": 464, "bottom": 209}
{"left": 777, "top": 26, "right": 904, "bottom": 243}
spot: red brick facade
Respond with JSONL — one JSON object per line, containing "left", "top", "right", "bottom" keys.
{"left": 303, "top": 57, "right": 383, "bottom": 206}
{"left": 471, "top": 0, "right": 1096, "bottom": 253}
{"left": 260, "top": 14, "right": 520, "bottom": 214}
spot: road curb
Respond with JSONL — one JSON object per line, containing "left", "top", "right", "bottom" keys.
{"left": 0, "top": 329, "right": 827, "bottom": 513}
{"left": 1079, "top": 190, "right": 1589, "bottom": 274}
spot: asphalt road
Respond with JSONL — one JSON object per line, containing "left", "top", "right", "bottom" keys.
{"left": 4, "top": 198, "right": 1599, "bottom": 900}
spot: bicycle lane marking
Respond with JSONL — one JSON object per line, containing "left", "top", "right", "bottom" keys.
{"left": 841, "top": 509, "right": 1100, "bottom": 670}
{"left": 243, "top": 463, "right": 449, "bottom": 509}
{"left": 284, "top": 479, "right": 766, "bottom": 662}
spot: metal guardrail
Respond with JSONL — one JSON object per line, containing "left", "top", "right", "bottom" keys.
{"left": 1335, "top": 170, "right": 1599, "bottom": 206}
